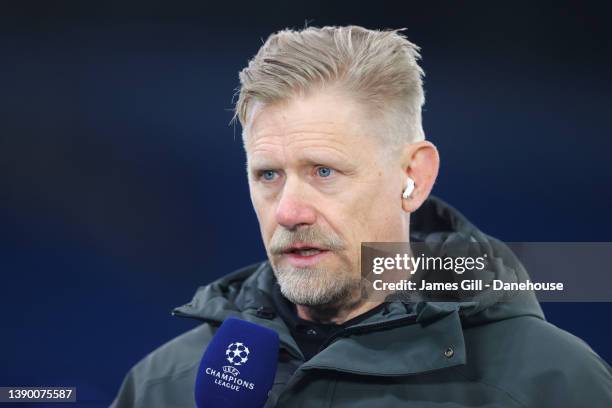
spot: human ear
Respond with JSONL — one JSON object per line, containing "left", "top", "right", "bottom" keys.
{"left": 400, "top": 140, "right": 440, "bottom": 212}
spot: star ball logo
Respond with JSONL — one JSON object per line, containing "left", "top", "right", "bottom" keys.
{"left": 204, "top": 341, "right": 256, "bottom": 392}
{"left": 226, "top": 342, "right": 250, "bottom": 366}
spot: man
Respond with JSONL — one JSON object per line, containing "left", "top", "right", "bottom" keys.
{"left": 112, "top": 25, "right": 612, "bottom": 407}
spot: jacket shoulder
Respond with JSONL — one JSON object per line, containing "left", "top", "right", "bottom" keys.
{"left": 111, "top": 323, "right": 215, "bottom": 408}
{"left": 462, "top": 315, "right": 612, "bottom": 407}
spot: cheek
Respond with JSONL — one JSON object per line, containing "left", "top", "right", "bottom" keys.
{"left": 322, "top": 200, "right": 372, "bottom": 251}
{"left": 250, "top": 190, "right": 275, "bottom": 238}
{"left": 346, "top": 184, "right": 400, "bottom": 240}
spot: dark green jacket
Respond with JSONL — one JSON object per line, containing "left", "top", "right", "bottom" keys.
{"left": 111, "top": 197, "right": 612, "bottom": 407}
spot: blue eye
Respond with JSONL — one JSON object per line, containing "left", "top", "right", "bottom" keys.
{"left": 261, "top": 170, "right": 277, "bottom": 181}
{"left": 317, "top": 167, "right": 333, "bottom": 177}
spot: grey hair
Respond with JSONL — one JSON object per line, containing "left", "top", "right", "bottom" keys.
{"left": 233, "top": 25, "right": 426, "bottom": 147}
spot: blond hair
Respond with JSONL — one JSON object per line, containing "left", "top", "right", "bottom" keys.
{"left": 234, "top": 25, "right": 426, "bottom": 146}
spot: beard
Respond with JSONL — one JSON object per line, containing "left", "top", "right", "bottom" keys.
{"left": 274, "top": 264, "right": 359, "bottom": 306}
{"left": 267, "top": 224, "right": 361, "bottom": 306}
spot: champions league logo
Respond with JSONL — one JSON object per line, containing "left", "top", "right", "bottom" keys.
{"left": 204, "top": 341, "right": 256, "bottom": 392}
{"left": 226, "top": 342, "right": 250, "bottom": 367}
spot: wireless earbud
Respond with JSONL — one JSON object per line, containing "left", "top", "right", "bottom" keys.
{"left": 402, "top": 177, "right": 415, "bottom": 199}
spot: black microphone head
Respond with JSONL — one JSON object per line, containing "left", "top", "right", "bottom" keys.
{"left": 195, "top": 317, "right": 279, "bottom": 408}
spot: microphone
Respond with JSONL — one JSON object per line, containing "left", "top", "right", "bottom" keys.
{"left": 195, "top": 317, "right": 280, "bottom": 408}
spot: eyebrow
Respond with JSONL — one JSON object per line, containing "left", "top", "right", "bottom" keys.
{"left": 298, "top": 150, "right": 350, "bottom": 167}
{"left": 247, "top": 148, "right": 351, "bottom": 168}
{"left": 247, "top": 156, "right": 279, "bottom": 171}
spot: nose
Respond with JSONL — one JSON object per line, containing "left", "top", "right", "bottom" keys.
{"left": 274, "top": 179, "right": 317, "bottom": 230}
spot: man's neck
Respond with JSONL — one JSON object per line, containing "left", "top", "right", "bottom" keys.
{"left": 295, "top": 298, "right": 382, "bottom": 325}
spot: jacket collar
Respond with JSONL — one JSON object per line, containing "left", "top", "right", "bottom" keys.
{"left": 173, "top": 262, "right": 467, "bottom": 376}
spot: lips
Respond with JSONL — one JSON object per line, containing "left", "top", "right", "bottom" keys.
{"left": 291, "top": 248, "right": 323, "bottom": 256}
{"left": 283, "top": 244, "right": 327, "bottom": 256}
{"left": 281, "top": 244, "right": 331, "bottom": 267}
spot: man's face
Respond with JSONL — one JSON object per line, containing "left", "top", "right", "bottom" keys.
{"left": 245, "top": 90, "right": 408, "bottom": 306}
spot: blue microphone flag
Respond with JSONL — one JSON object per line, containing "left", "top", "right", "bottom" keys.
{"left": 195, "top": 317, "right": 280, "bottom": 408}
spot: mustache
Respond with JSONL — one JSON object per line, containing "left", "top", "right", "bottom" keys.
{"left": 268, "top": 225, "right": 346, "bottom": 255}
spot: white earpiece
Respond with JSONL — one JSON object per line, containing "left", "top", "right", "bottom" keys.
{"left": 402, "top": 177, "right": 415, "bottom": 199}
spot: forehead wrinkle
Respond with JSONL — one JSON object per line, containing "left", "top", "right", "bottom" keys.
{"left": 289, "top": 140, "right": 353, "bottom": 162}
{"left": 251, "top": 130, "right": 358, "bottom": 167}
{"left": 247, "top": 100, "right": 371, "bottom": 166}
{"left": 248, "top": 140, "right": 288, "bottom": 169}
{"left": 283, "top": 130, "right": 348, "bottom": 148}
{"left": 253, "top": 108, "right": 359, "bottom": 136}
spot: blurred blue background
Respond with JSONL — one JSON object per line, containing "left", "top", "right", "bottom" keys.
{"left": 1, "top": 1, "right": 611, "bottom": 406}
